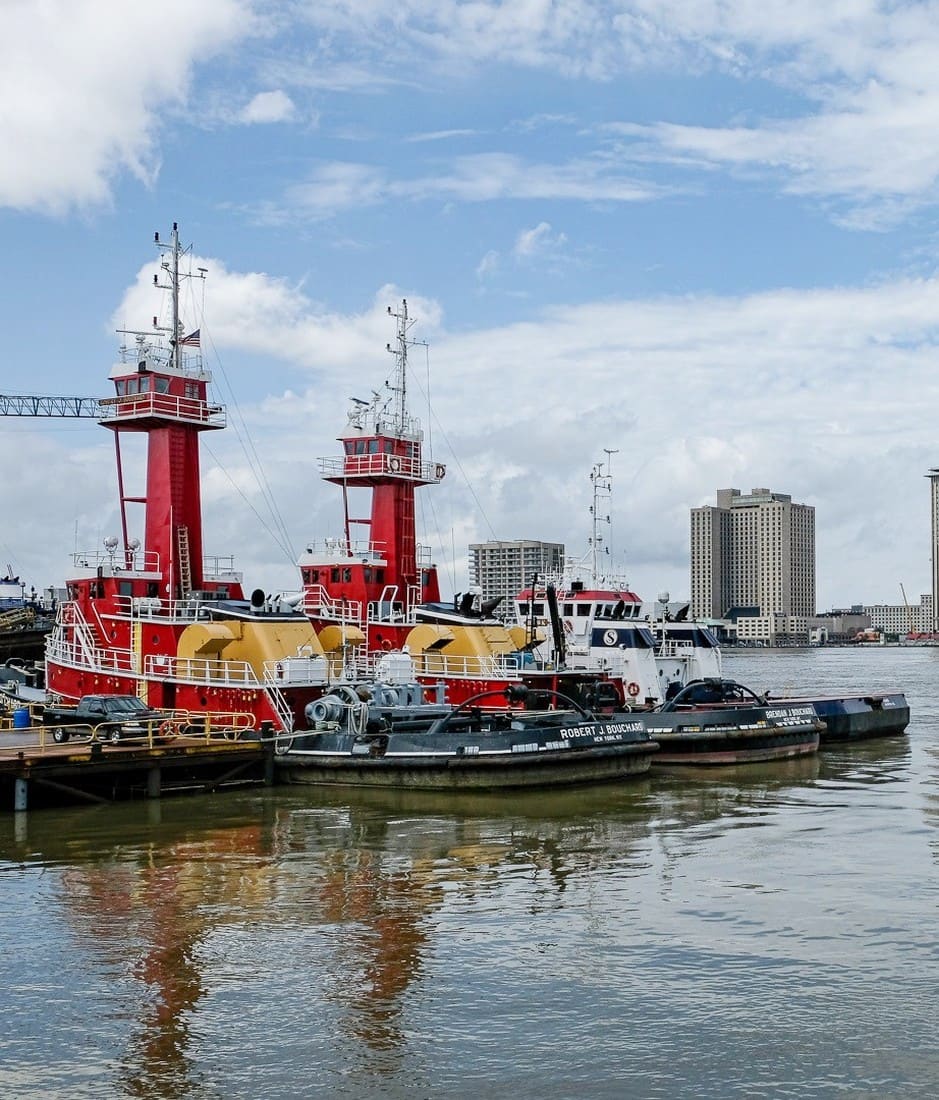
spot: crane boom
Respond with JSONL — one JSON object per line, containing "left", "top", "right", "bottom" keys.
{"left": 0, "top": 395, "right": 105, "bottom": 417}
{"left": 900, "top": 582, "right": 914, "bottom": 636}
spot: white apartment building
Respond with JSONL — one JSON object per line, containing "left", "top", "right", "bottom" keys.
{"left": 469, "top": 539, "right": 565, "bottom": 619}
{"left": 691, "top": 487, "right": 816, "bottom": 625}
{"left": 866, "top": 594, "right": 933, "bottom": 636}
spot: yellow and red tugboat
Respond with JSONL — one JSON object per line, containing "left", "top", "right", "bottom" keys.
{"left": 45, "top": 224, "right": 333, "bottom": 732}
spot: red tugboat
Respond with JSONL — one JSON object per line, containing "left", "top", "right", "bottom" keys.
{"left": 45, "top": 224, "right": 331, "bottom": 732}
{"left": 297, "top": 300, "right": 539, "bottom": 705}
{"left": 297, "top": 305, "right": 663, "bottom": 711}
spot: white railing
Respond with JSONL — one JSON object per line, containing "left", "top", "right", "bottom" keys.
{"left": 408, "top": 651, "right": 526, "bottom": 680}
{"left": 302, "top": 586, "right": 365, "bottom": 625}
{"left": 72, "top": 548, "right": 162, "bottom": 573}
{"left": 318, "top": 453, "right": 442, "bottom": 482}
{"left": 143, "top": 654, "right": 260, "bottom": 686}
{"left": 99, "top": 391, "right": 226, "bottom": 428}
{"left": 300, "top": 538, "right": 386, "bottom": 564}
{"left": 46, "top": 633, "right": 138, "bottom": 674}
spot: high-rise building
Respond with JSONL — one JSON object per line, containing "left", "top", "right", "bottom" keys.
{"left": 690, "top": 487, "right": 816, "bottom": 621}
{"left": 469, "top": 540, "right": 564, "bottom": 619}
{"left": 927, "top": 469, "right": 939, "bottom": 633}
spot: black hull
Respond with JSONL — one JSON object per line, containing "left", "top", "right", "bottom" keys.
{"left": 648, "top": 727, "right": 820, "bottom": 765}
{"left": 765, "top": 690, "right": 910, "bottom": 743}
{"left": 639, "top": 701, "right": 823, "bottom": 766}
{"left": 0, "top": 628, "right": 51, "bottom": 663}
{"left": 781, "top": 694, "right": 910, "bottom": 743}
{"left": 278, "top": 741, "right": 656, "bottom": 790}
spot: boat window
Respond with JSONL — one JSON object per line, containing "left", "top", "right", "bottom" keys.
{"left": 115, "top": 380, "right": 126, "bottom": 396}
{"left": 331, "top": 568, "right": 340, "bottom": 583}
{"left": 344, "top": 442, "right": 354, "bottom": 454}
{"left": 364, "top": 568, "right": 372, "bottom": 583}
{"left": 301, "top": 569, "right": 312, "bottom": 584}
{"left": 368, "top": 439, "right": 379, "bottom": 454}
{"left": 354, "top": 440, "right": 366, "bottom": 455}
{"left": 119, "top": 581, "right": 133, "bottom": 596}
{"left": 577, "top": 603, "right": 591, "bottom": 616}
{"left": 384, "top": 441, "right": 394, "bottom": 453}
{"left": 155, "top": 377, "right": 169, "bottom": 393}
{"left": 563, "top": 603, "right": 574, "bottom": 616}
{"left": 532, "top": 603, "right": 544, "bottom": 616}
{"left": 343, "top": 568, "right": 352, "bottom": 582}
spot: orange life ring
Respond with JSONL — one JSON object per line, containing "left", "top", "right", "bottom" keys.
{"left": 627, "top": 681, "right": 640, "bottom": 697}
{"left": 435, "top": 464, "right": 445, "bottom": 479}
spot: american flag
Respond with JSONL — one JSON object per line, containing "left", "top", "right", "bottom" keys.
{"left": 179, "top": 329, "right": 201, "bottom": 347}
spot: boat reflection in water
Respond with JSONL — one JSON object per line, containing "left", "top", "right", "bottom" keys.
{"left": 4, "top": 737, "right": 903, "bottom": 1097}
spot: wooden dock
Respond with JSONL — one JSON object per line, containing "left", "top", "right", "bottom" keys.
{"left": 0, "top": 726, "right": 273, "bottom": 811}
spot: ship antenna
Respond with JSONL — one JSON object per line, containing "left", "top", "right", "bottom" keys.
{"left": 386, "top": 298, "right": 417, "bottom": 434}
{"left": 589, "top": 449, "right": 619, "bottom": 583}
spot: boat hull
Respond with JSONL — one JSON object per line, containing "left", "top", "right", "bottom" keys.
{"left": 277, "top": 740, "right": 656, "bottom": 790}
{"left": 640, "top": 702, "right": 823, "bottom": 766}
{"left": 776, "top": 693, "right": 910, "bottom": 743}
{"left": 646, "top": 725, "right": 820, "bottom": 765}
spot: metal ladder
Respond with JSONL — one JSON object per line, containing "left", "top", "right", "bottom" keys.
{"left": 176, "top": 526, "right": 192, "bottom": 599}
{"left": 262, "top": 676, "right": 294, "bottom": 732}
{"left": 60, "top": 601, "right": 103, "bottom": 662}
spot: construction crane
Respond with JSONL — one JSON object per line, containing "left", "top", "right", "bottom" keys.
{"left": 0, "top": 395, "right": 104, "bottom": 417}
{"left": 900, "top": 582, "right": 915, "bottom": 638}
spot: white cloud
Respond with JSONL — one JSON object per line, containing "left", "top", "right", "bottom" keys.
{"left": 0, "top": 0, "right": 253, "bottom": 213}
{"left": 513, "top": 222, "right": 567, "bottom": 260}
{"left": 99, "top": 261, "right": 939, "bottom": 607}
{"left": 407, "top": 129, "right": 480, "bottom": 143}
{"left": 238, "top": 90, "right": 297, "bottom": 124}
{"left": 475, "top": 250, "right": 500, "bottom": 280}
{"left": 279, "top": 2, "right": 939, "bottom": 221}
{"left": 282, "top": 154, "right": 657, "bottom": 217}
{"left": 12, "top": 264, "right": 939, "bottom": 606}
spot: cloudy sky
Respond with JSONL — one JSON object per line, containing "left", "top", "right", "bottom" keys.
{"left": 3, "top": 0, "right": 939, "bottom": 611}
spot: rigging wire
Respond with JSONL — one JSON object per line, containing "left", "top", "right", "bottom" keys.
{"left": 177, "top": 261, "right": 298, "bottom": 569}
{"left": 406, "top": 357, "right": 500, "bottom": 544}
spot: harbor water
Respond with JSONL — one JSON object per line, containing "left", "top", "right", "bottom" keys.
{"left": 2, "top": 646, "right": 937, "bottom": 1098}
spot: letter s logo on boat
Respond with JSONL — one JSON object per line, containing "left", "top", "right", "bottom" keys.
{"left": 603, "top": 629, "right": 618, "bottom": 646}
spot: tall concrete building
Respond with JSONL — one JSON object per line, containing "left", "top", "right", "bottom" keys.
{"left": 469, "top": 539, "right": 564, "bottom": 619}
{"left": 927, "top": 469, "right": 939, "bottom": 632}
{"left": 690, "top": 487, "right": 816, "bottom": 622}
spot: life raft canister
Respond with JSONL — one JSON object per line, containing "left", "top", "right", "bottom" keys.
{"left": 627, "top": 681, "right": 640, "bottom": 697}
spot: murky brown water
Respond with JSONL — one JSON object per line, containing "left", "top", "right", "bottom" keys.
{"left": 1, "top": 646, "right": 936, "bottom": 1098}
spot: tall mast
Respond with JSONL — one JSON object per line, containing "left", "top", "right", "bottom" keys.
{"left": 588, "top": 449, "right": 618, "bottom": 583}
{"left": 154, "top": 222, "right": 183, "bottom": 370}
{"left": 386, "top": 298, "right": 415, "bottom": 435}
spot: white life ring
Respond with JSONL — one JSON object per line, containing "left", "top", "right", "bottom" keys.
{"left": 563, "top": 619, "right": 574, "bottom": 635}
{"left": 435, "top": 463, "right": 445, "bottom": 479}
{"left": 627, "top": 681, "right": 640, "bottom": 697}
{"left": 389, "top": 456, "right": 401, "bottom": 472}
